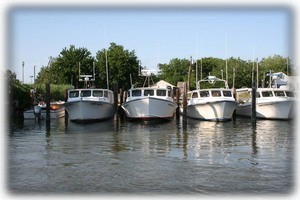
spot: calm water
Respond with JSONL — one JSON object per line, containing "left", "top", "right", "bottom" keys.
{"left": 7, "top": 115, "right": 295, "bottom": 195}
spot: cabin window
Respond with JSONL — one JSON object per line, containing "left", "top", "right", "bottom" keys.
{"left": 81, "top": 90, "right": 91, "bottom": 97}
{"left": 93, "top": 90, "right": 103, "bottom": 97}
{"left": 256, "top": 92, "right": 260, "bottom": 98}
{"left": 157, "top": 89, "right": 166, "bottom": 96}
{"left": 132, "top": 90, "right": 141, "bottom": 97}
{"left": 211, "top": 90, "right": 221, "bottom": 97}
{"left": 192, "top": 92, "right": 199, "bottom": 98}
{"left": 286, "top": 91, "right": 295, "bottom": 97}
{"left": 104, "top": 91, "right": 108, "bottom": 97}
{"left": 274, "top": 91, "right": 285, "bottom": 97}
{"left": 223, "top": 90, "right": 232, "bottom": 97}
{"left": 200, "top": 91, "right": 210, "bottom": 97}
{"left": 262, "top": 91, "right": 273, "bottom": 97}
{"left": 144, "top": 89, "right": 154, "bottom": 96}
{"left": 69, "top": 91, "right": 79, "bottom": 98}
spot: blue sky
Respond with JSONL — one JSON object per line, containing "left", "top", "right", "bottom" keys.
{"left": 8, "top": 6, "right": 292, "bottom": 83}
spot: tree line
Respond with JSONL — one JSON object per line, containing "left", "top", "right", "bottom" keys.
{"left": 11, "top": 42, "right": 294, "bottom": 91}
{"left": 36, "top": 43, "right": 141, "bottom": 90}
{"left": 158, "top": 55, "right": 293, "bottom": 90}
{"left": 6, "top": 42, "right": 294, "bottom": 112}
{"left": 34, "top": 42, "right": 293, "bottom": 90}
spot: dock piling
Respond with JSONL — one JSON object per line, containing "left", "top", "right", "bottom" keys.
{"left": 251, "top": 85, "right": 256, "bottom": 124}
{"left": 182, "top": 82, "right": 187, "bottom": 118}
{"left": 175, "top": 87, "right": 180, "bottom": 119}
{"left": 45, "top": 83, "right": 50, "bottom": 129}
{"left": 232, "top": 87, "right": 236, "bottom": 121}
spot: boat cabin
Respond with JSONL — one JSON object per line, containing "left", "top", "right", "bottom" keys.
{"left": 256, "top": 89, "right": 295, "bottom": 98}
{"left": 127, "top": 88, "right": 172, "bottom": 98}
{"left": 189, "top": 89, "right": 234, "bottom": 99}
{"left": 67, "top": 89, "right": 114, "bottom": 103}
{"left": 236, "top": 88, "right": 295, "bottom": 103}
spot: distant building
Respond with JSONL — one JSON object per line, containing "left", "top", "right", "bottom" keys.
{"left": 153, "top": 80, "right": 176, "bottom": 88}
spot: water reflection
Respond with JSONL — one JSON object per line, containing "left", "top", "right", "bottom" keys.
{"left": 8, "top": 116, "right": 294, "bottom": 193}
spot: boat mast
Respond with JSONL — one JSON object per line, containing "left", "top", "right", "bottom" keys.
{"left": 187, "top": 56, "right": 192, "bottom": 91}
{"left": 256, "top": 58, "right": 259, "bottom": 88}
{"left": 287, "top": 57, "right": 289, "bottom": 76}
{"left": 105, "top": 48, "right": 109, "bottom": 89}
{"left": 196, "top": 33, "right": 198, "bottom": 87}
{"left": 251, "top": 45, "right": 255, "bottom": 87}
{"left": 225, "top": 32, "right": 228, "bottom": 83}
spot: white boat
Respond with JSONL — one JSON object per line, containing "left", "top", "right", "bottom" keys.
{"left": 236, "top": 87, "right": 295, "bottom": 120}
{"left": 64, "top": 88, "right": 115, "bottom": 121}
{"left": 236, "top": 71, "right": 296, "bottom": 120}
{"left": 184, "top": 76, "right": 238, "bottom": 121}
{"left": 121, "top": 70, "right": 177, "bottom": 120}
{"left": 121, "top": 86, "right": 178, "bottom": 120}
{"left": 23, "top": 101, "right": 65, "bottom": 119}
{"left": 64, "top": 62, "right": 115, "bottom": 121}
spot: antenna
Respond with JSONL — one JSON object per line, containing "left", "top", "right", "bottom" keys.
{"left": 157, "top": 43, "right": 160, "bottom": 70}
{"left": 105, "top": 48, "right": 109, "bottom": 89}
{"left": 92, "top": 61, "right": 95, "bottom": 81}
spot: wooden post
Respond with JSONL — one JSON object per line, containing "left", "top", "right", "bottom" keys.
{"left": 113, "top": 83, "right": 118, "bottom": 110}
{"left": 123, "top": 90, "right": 127, "bottom": 103}
{"left": 45, "top": 83, "right": 50, "bottom": 128}
{"left": 119, "top": 88, "right": 124, "bottom": 116}
{"left": 182, "top": 82, "right": 187, "bottom": 117}
{"left": 119, "top": 88, "right": 124, "bottom": 106}
{"left": 45, "top": 83, "right": 50, "bottom": 120}
{"left": 251, "top": 76, "right": 257, "bottom": 125}
{"left": 187, "top": 56, "right": 192, "bottom": 91}
{"left": 175, "top": 87, "right": 180, "bottom": 119}
{"left": 232, "top": 88, "right": 236, "bottom": 121}
{"left": 64, "top": 89, "right": 69, "bottom": 125}
{"left": 232, "top": 66, "right": 236, "bottom": 121}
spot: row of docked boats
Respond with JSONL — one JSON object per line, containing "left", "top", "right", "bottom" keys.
{"left": 24, "top": 71, "right": 296, "bottom": 122}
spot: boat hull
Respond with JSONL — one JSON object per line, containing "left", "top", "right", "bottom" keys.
{"left": 23, "top": 108, "right": 65, "bottom": 119}
{"left": 122, "top": 97, "right": 177, "bottom": 120}
{"left": 236, "top": 99, "right": 295, "bottom": 120}
{"left": 186, "top": 101, "right": 238, "bottom": 121}
{"left": 65, "top": 100, "right": 115, "bottom": 121}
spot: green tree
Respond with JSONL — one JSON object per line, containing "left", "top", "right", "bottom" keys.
{"left": 95, "top": 43, "right": 140, "bottom": 90}
{"left": 259, "top": 55, "right": 291, "bottom": 76}
{"left": 36, "top": 45, "right": 95, "bottom": 88}
{"left": 6, "top": 69, "right": 32, "bottom": 111}
{"left": 158, "top": 58, "right": 191, "bottom": 86}
{"left": 36, "top": 66, "right": 52, "bottom": 84}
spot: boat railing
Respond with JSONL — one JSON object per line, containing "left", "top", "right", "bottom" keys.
{"left": 196, "top": 76, "right": 229, "bottom": 90}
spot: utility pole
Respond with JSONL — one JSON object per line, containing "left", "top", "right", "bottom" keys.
{"left": 22, "top": 61, "right": 24, "bottom": 84}
{"left": 34, "top": 65, "right": 36, "bottom": 84}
